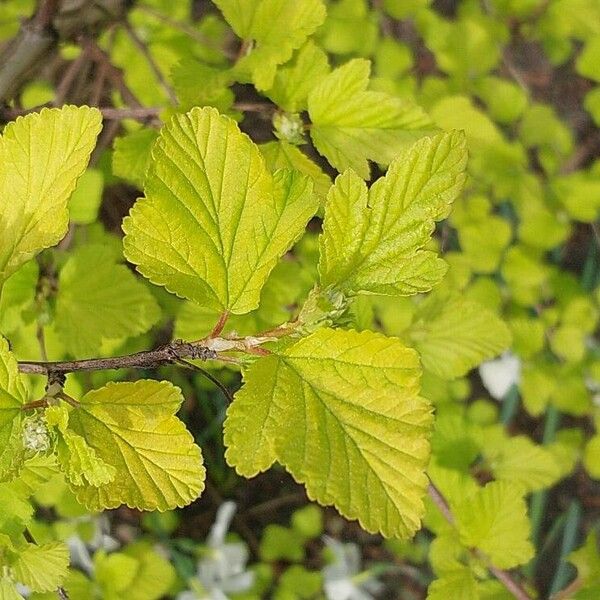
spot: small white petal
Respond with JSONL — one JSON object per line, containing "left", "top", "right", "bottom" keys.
{"left": 479, "top": 352, "right": 521, "bottom": 400}
{"left": 67, "top": 535, "right": 94, "bottom": 575}
{"left": 208, "top": 501, "right": 237, "bottom": 547}
{"left": 221, "top": 571, "right": 255, "bottom": 593}
{"left": 220, "top": 543, "right": 249, "bottom": 573}
{"left": 325, "top": 579, "right": 355, "bottom": 600}
{"left": 176, "top": 592, "right": 200, "bottom": 600}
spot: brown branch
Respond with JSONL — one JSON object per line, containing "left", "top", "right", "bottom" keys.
{"left": 210, "top": 312, "right": 229, "bottom": 338}
{"left": 53, "top": 46, "right": 90, "bottom": 106}
{"left": 561, "top": 130, "right": 600, "bottom": 174}
{"left": 0, "top": 18, "right": 57, "bottom": 102}
{"left": 99, "top": 106, "right": 161, "bottom": 120}
{"left": 90, "top": 60, "right": 109, "bottom": 106}
{"left": 0, "top": 0, "right": 129, "bottom": 103}
{"left": 82, "top": 37, "right": 144, "bottom": 108}
{"left": 0, "top": 102, "right": 276, "bottom": 124}
{"left": 18, "top": 340, "right": 219, "bottom": 376}
{"left": 32, "top": 0, "right": 61, "bottom": 32}
{"left": 428, "top": 482, "right": 533, "bottom": 600}
{"left": 17, "top": 332, "right": 279, "bottom": 376}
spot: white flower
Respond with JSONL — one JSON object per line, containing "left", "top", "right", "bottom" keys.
{"left": 177, "top": 501, "right": 254, "bottom": 600}
{"left": 67, "top": 514, "right": 120, "bottom": 575}
{"left": 22, "top": 416, "right": 50, "bottom": 453}
{"left": 479, "top": 352, "right": 521, "bottom": 400}
{"left": 322, "top": 536, "right": 383, "bottom": 600}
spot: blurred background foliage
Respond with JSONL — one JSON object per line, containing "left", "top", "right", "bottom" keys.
{"left": 1, "top": 0, "right": 600, "bottom": 598}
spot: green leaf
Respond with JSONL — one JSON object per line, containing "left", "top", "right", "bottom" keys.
{"left": 212, "top": 0, "right": 263, "bottom": 38}
{"left": 584, "top": 87, "right": 600, "bottom": 126}
{"left": 112, "top": 128, "right": 159, "bottom": 189}
{"left": 123, "top": 107, "right": 318, "bottom": 315}
{"left": 215, "top": 0, "right": 327, "bottom": 89}
{"left": 94, "top": 542, "right": 176, "bottom": 600}
{"left": 576, "top": 36, "right": 600, "bottom": 82}
{"left": 291, "top": 505, "right": 323, "bottom": 539}
{"left": 0, "top": 578, "right": 22, "bottom": 600}
{"left": 455, "top": 481, "right": 534, "bottom": 569}
{"left": 266, "top": 41, "right": 330, "bottom": 112}
{"left": 427, "top": 568, "right": 478, "bottom": 600}
{"left": 483, "top": 435, "right": 562, "bottom": 492}
{"left": 9, "top": 454, "right": 59, "bottom": 498}
{"left": 0, "top": 106, "right": 101, "bottom": 290}
{"left": 54, "top": 244, "right": 161, "bottom": 357}
{"left": 67, "top": 380, "right": 205, "bottom": 511}
{"left": 259, "top": 525, "right": 305, "bottom": 561}
{"left": 171, "top": 58, "right": 234, "bottom": 112}
{"left": 175, "top": 259, "right": 312, "bottom": 339}
{"left": 569, "top": 530, "right": 600, "bottom": 589}
{"left": 224, "top": 328, "right": 433, "bottom": 538}
{"left": 260, "top": 141, "right": 331, "bottom": 200}
{"left": 583, "top": 435, "right": 600, "bottom": 479}
{"left": 457, "top": 215, "right": 512, "bottom": 274}
{"left": 11, "top": 542, "right": 69, "bottom": 593}
{"left": 45, "top": 405, "right": 116, "bottom": 488}
{"left": 409, "top": 293, "right": 512, "bottom": 379}
{"left": 68, "top": 169, "right": 104, "bottom": 225}
{"left": 318, "top": 131, "right": 467, "bottom": 296}
{"left": 0, "top": 261, "right": 38, "bottom": 337}
{"left": 0, "top": 485, "right": 33, "bottom": 538}
{"left": 308, "top": 59, "right": 434, "bottom": 178}
{"left": 0, "top": 337, "right": 26, "bottom": 480}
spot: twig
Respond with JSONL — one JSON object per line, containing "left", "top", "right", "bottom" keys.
{"left": 82, "top": 37, "right": 144, "bottom": 109}
{"left": 122, "top": 20, "right": 177, "bottom": 104}
{"left": 57, "top": 586, "right": 69, "bottom": 600}
{"left": 427, "top": 482, "right": 454, "bottom": 524}
{"left": 21, "top": 399, "right": 49, "bottom": 411}
{"left": 428, "top": 482, "right": 533, "bottom": 600}
{"left": 32, "top": 0, "right": 61, "bottom": 32}
{"left": 244, "top": 492, "right": 307, "bottom": 517}
{"left": 1, "top": 103, "right": 276, "bottom": 123}
{"left": 17, "top": 334, "right": 277, "bottom": 376}
{"left": 0, "top": 104, "right": 161, "bottom": 123}
{"left": 53, "top": 47, "right": 90, "bottom": 106}
{"left": 561, "top": 130, "right": 600, "bottom": 174}
{"left": 0, "top": 12, "right": 57, "bottom": 101}
{"left": 90, "top": 118, "right": 119, "bottom": 165}
{"left": 234, "top": 101, "right": 275, "bottom": 114}
{"left": 174, "top": 358, "right": 234, "bottom": 404}
{"left": 210, "top": 312, "right": 229, "bottom": 338}
{"left": 89, "top": 60, "right": 108, "bottom": 106}
{"left": 36, "top": 325, "right": 48, "bottom": 362}
{"left": 18, "top": 341, "right": 217, "bottom": 375}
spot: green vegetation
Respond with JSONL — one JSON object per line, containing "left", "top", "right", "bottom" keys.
{"left": 0, "top": 0, "right": 599, "bottom": 598}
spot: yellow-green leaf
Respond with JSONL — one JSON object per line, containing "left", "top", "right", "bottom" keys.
{"left": 0, "top": 337, "right": 26, "bottom": 480}
{"left": 409, "top": 293, "right": 512, "bottom": 379}
{"left": 11, "top": 542, "right": 69, "bottom": 593}
{"left": 123, "top": 107, "right": 318, "bottom": 315}
{"left": 224, "top": 328, "right": 433, "bottom": 538}
{"left": 308, "top": 59, "right": 434, "bottom": 178}
{"left": 455, "top": 481, "right": 534, "bottom": 569}
{"left": 54, "top": 244, "right": 161, "bottom": 357}
{"left": 68, "top": 380, "right": 204, "bottom": 511}
{"left": 318, "top": 131, "right": 467, "bottom": 296}
{"left": 0, "top": 106, "right": 101, "bottom": 290}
